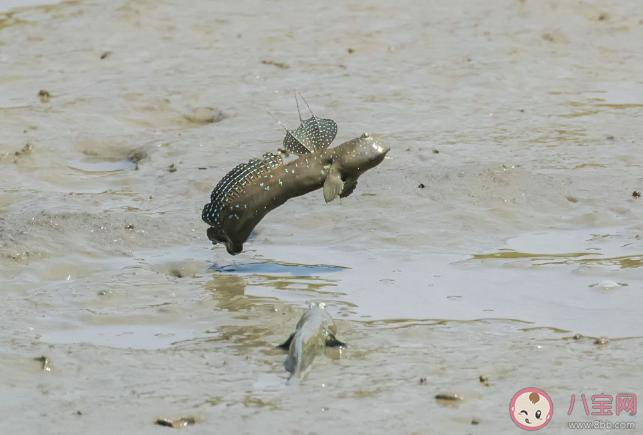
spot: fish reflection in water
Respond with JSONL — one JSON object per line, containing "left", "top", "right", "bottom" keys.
{"left": 208, "top": 261, "right": 347, "bottom": 276}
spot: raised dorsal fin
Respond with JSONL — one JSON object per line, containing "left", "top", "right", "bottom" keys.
{"left": 296, "top": 93, "right": 337, "bottom": 151}
{"left": 269, "top": 94, "right": 338, "bottom": 155}
{"left": 269, "top": 111, "right": 314, "bottom": 155}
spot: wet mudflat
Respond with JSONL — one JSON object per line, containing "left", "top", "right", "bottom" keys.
{"left": 1, "top": 0, "right": 643, "bottom": 433}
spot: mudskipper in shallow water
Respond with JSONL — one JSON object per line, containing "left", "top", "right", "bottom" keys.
{"left": 278, "top": 302, "right": 345, "bottom": 381}
{"left": 202, "top": 96, "right": 390, "bottom": 255}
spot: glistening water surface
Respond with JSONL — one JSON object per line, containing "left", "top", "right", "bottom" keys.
{"left": 1, "top": 0, "right": 642, "bottom": 433}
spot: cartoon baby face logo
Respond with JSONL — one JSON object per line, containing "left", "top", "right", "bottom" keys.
{"left": 510, "top": 388, "right": 553, "bottom": 430}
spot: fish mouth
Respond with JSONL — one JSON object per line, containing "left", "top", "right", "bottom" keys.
{"left": 368, "top": 147, "right": 389, "bottom": 164}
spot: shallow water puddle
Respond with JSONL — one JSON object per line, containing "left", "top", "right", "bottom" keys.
{"left": 40, "top": 324, "right": 196, "bottom": 350}
{"left": 235, "top": 230, "right": 642, "bottom": 337}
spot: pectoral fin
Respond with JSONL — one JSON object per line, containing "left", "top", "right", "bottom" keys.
{"left": 278, "top": 333, "right": 295, "bottom": 350}
{"left": 325, "top": 331, "right": 346, "bottom": 348}
{"left": 323, "top": 165, "right": 344, "bottom": 203}
{"left": 339, "top": 177, "right": 358, "bottom": 198}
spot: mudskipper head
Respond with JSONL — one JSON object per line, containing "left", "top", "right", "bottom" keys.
{"left": 335, "top": 133, "right": 390, "bottom": 175}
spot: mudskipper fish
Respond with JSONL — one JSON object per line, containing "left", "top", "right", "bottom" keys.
{"left": 202, "top": 96, "right": 390, "bottom": 255}
{"left": 278, "top": 302, "right": 345, "bottom": 381}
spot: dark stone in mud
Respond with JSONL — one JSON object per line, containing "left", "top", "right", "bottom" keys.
{"left": 261, "top": 60, "right": 289, "bottom": 69}
{"left": 594, "top": 336, "right": 609, "bottom": 345}
{"left": 348, "top": 48, "right": 355, "bottom": 53}
{"left": 432, "top": 149, "right": 439, "bottom": 154}
{"left": 38, "top": 89, "right": 50, "bottom": 103}
{"left": 154, "top": 417, "right": 195, "bottom": 428}
{"left": 168, "top": 164, "right": 177, "bottom": 173}
{"left": 418, "top": 183, "right": 425, "bottom": 188}
{"left": 34, "top": 356, "right": 53, "bottom": 372}
{"left": 573, "top": 334, "right": 583, "bottom": 340}
{"left": 479, "top": 374, "right": 488, "bottom": 385}
{"left": 633, "top": 191, "right": 641, "bottom": 198}
{"left": 471, "top": 419, "right": 480, "bottom": 425}
{"left": 14, "top": 143, "right": 32, "bottom": 158}
{"left": 419, "top": 377, "right": 427, "bottom": 385}
{"left": 435, "top": 393, "right": 463, "bottom": 401}
{"left": 100, "top": 51, "right": 112, "bottom": 59}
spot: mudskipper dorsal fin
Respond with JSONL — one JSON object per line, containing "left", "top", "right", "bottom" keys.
{"left": 270, "top": 112, "right": 314, "bottom": 155}
{"left": 296, "top": 93, "right": 338, "bottom": 152}
{"left": 269, "top": 94, "right": 338, "bottom": 156}
{"left": 323, "top": 163, "right": 344, "bottom": 203}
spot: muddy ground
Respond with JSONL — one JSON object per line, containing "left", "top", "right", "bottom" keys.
{"left": 1, "top": 0, "right": 642, "bottom": 433}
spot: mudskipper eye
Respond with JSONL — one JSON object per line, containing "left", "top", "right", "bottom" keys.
{"left": 361, "top": 132, "right": 370, "bottom": 138}
{"left": 536, "top": 410, "right": 541, "bottom": 419}
{"left": 520, "top": 410, "right": 528, "bottom": 415}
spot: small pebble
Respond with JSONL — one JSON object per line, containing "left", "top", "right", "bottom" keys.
{"left": 573, "top": 334, "right": 584, "bottom": 340}
{"left": 261, "top": 60, "right": 289, "bottom": 69}
{"left": 419, "top": 377, "right": 427, "bottom": 385}
{"left": 471, "top": 419, "right": 480, "bottom": 425}
{"left": 154, "top": 419, "right": 173, "bottom": 428}
{"left": 168, "top": 164, "right": 177, "bottom": 173}
{"left": 38, "top": 90, "right": 50, "bottom": 103}
{"left": 418, "top": 183, "right": 425, "bottom": 188}
{"left": 594, "top": 336, "right": 609, "bottom": 345}
{"left": 432, "top": 149, "right": 439, "bottom": 154}
{"left": 154, "top": 417, "right": 195, "bottom": 428}
{"left": 34, "top": 356, "right": 53, "bottom": 372}
{"left": 633, "top": 191, "right": 641, "bottom": 198}
{"left": 125, "top": 224, "right": 134, "bottom": 230}
{"left": 479, "top": 374, "right": 488, "bottom": 385}
{"left": 348, "top": 48, "right": 355, "bottom": 53}
{"left": 100, "top": 51, "right": 112, "bottom": 59}
{"left": 435, "top": 393, "right": 463, "bottom": 401}
{"left": 606, "top": 135, "right": 614, "bottom": 140}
